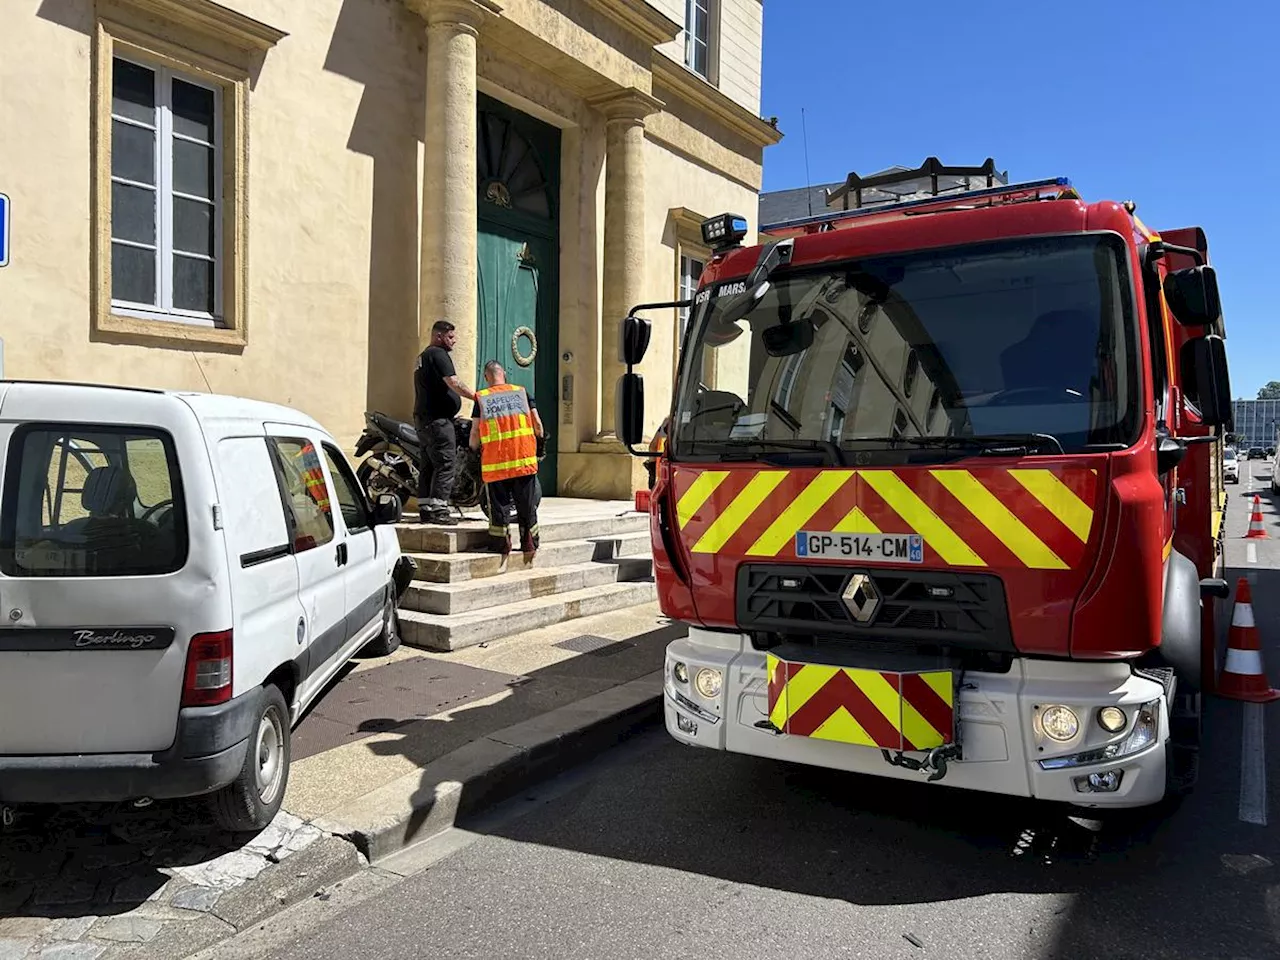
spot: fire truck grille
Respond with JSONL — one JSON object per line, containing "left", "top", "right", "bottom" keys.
{"left": 735, "top": 564, "right": 1015, "bottom": 653}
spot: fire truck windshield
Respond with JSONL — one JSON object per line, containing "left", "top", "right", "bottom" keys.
{"left": 672, "top": 234, "right": 1140, "bottom": 461}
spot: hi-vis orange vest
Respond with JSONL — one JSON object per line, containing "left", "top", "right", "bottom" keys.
{"left": 476, "top": 383, "right": 539, "bottom": 483}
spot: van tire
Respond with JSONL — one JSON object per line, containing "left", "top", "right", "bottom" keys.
{"left": 210, "top": 684, "right": 291, "bottom": 833}
{"left": 363, "top": 596, "right": 401, "bottom": 658}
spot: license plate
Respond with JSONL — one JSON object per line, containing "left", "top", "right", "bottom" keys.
{"left": 795, "top": 531, "right": 924, "bottom": 563}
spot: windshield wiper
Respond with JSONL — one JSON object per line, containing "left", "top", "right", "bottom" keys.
{"left": 692, "top": 438, "right": 846, "bottom": 466}
{"left": 852, "top": 433, "right": 1066, "bottom": 456}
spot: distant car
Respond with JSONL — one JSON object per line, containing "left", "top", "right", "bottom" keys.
{"left": 1249, "top": 448, "right": 1266, "bottom": 460}
{"left": 1224, "top": 448, "right": 1239, "bottom": 483}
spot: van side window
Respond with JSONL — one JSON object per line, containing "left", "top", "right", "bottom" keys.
{"left": 269, "top": 438, "right": 334, "bottom": 552}
{"left": 0, "top": 424, "right": 187, "bottom": 577}
{"left": 321, "top": 444, "right": 371, "bottom": 533}
{"left": 219, "top": 437, "right": 292, "bottom": 567}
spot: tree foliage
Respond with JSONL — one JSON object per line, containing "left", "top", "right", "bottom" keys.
{"left": 1258, "top": 381, "right": 1280, "bottom": 400}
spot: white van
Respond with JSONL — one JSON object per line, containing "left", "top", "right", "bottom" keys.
{"left": 0, "top": 381, "right": 413, "bottom": 831}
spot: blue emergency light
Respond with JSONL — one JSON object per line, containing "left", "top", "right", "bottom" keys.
{"left": 701, "top": 213, "right": 749, "bottom": 251}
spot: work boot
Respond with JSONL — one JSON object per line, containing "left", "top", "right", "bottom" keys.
{"left": 421, "top": 509, "right": 458, "bottom": 526}
{"left": 520, "top": 527, "right": 539, "bottom": 562}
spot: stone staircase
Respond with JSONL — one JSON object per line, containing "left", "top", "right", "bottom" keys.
{"left": 392, "top": 501, "right": 656, "bottom": 652}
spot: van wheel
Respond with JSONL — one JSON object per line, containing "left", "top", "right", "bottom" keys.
{"left": 363, "top": 597, "right": 401, "bottom": 657}
{"left": 210, "top": 685, "right": 291, "bottom": 833}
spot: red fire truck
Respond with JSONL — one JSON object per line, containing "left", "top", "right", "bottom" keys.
{"left": 615, "top": 170, "right": 1232, "bottom": 812}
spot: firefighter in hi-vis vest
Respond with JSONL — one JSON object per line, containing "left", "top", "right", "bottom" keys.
{"left": 469, "top": 360, "right": 545, "bottom": 562}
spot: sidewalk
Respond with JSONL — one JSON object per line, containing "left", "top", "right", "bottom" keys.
{"left": 0, "top": 603, "right": 678, "bottom": 960}
{"left": 291, "top": 602, "right": 679, "bottom": 854}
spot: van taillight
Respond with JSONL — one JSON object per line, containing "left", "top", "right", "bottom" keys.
{"left": 182, "top": 630, "right": 233, "bottom": 707}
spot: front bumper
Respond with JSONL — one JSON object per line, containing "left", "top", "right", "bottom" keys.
{"left": 0, "top": 687, "right": 262, "bottom": 804}
{"left": 663, "top": 630, "right": 1169, "bottom": 808}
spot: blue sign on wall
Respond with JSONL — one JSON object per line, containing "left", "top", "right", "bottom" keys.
{"left": 0, "top": 194, "right": 9, "bottom": 268}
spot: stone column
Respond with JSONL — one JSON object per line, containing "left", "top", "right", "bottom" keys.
{"left": 590, "top": 89, "right": 661, "bottom": 438}
{"left": 410, "top": 0, "right": 501, "bottom": 384}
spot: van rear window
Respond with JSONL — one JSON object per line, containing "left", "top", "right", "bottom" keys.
{"left": 0, "top": 424, "right": 188, "bottom": 577}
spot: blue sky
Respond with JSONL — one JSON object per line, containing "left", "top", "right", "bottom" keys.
{"left": 758, "top": 0, "right": 1275, "bottom": 399}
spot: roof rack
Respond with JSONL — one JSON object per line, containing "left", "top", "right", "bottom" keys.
{"left": 759, "top": 176, "right": 1076, "bottom": 238}
{"left": 827, "top": 157, "right": 1008, "bottom": 211}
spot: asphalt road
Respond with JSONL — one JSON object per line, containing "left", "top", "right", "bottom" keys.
{"left": 254, "top": 463, "right": 1280, "bottom": 960}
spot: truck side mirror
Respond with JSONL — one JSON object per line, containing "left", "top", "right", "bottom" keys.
{"left": 1184, "top": 334, "right": 1233, "bottom": 428}
{"left": 1156, "top": 435, "right": 1187, "bottom": 475}
{"left": 616, "top": 373, "right": 645, "bottom": 448}
{"left": 1163, "top": 265, "right": 1222, "bottom": 327}
{"left": 721, "top": 281, "right": 771, "bottom": 326}
{"left": 620, "top": 315, "right": 652, "bottom": 367}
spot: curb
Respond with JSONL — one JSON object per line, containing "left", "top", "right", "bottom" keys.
{"left": 313, "top": 670, "right": 664, "bottom": 862}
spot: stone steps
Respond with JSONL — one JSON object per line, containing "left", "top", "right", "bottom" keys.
{"left": 403, "top": 557, "right": 654, "bottom": 616}
{"left": 590, "top": 531, "right": 652, "bottom": 560}
{"left": 391, "top": 505, "right": 656, "bottom": 648}
{"left": 395, "top": 513, "right": 649, "bottom": 556}
{"left": 398, "top": 579, "right": 659, "bottom": 652}
{"left": 406, "top": 539, "right": 600, "bottom": 584}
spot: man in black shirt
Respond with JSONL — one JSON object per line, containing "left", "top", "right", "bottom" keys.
{"left": 414, "top": 319, "right": 477, "bottom": 525}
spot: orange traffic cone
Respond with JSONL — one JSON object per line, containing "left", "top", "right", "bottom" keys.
{"left": 1246, "top": 496, "right": 1269, "bottom": 539}
{"left": 1218, "top": 577, "right": 1280, "bottom": 703}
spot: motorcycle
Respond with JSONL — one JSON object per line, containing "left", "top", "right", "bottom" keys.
{"left": 354, "top": 411, "right": 546, "bottom": 524}
{"left": 355, "top": 412, "right": 490, "bottom": 521}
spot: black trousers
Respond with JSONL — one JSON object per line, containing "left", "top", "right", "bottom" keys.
{"left": 416, "top": 417, "right": 456, "bottom": 513}
{"left": 487, "top": 474, "right": 539, "bottom": 545}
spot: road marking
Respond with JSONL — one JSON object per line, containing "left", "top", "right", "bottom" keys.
{"left": 1239, "top": 702, "right": 1268, "bottom": 826}
{"left": 1248, "top": 542, "right": 1258, "bottom": 564}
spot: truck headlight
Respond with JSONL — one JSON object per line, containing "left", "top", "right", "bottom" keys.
{"left": 672, "top": 661, "right": 689, "bottom": 684}
{"left": 1039, "top": 705, "right": 1080, "bottom": 742}
{"left": 1098, "top": 706, "right": 1128, "bottom": 734}
{"left": 694, "top": 668, "right": 723, "bottom": 700}
{"left": 1040, "top": 699, "right": 1161, "bottom": 770}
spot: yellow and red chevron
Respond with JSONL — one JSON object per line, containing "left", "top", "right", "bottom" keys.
{"left": 674, "top": 465, "right": 1100, "bottom": 570}
{"left": 767, "top": 654, "right": 955, "bottom": 750}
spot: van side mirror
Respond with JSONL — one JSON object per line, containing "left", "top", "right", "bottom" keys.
{"left": 620, "top": 315, "right": 652, "bottom": 367}
{"left": 1183, "top": 334, "right": 1233, "bottom": 428}
{"left": 616, "top": 373, "right": 645, "bottom": 448}
{"left": 373, "top": 494, "right": 401, "bottom": 525}
{"left": 1164, "top": 265, "right": 1222, "bottom": 327}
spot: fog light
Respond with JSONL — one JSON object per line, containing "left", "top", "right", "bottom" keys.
{"left": 694, "top": 667, "right": 723, "bottom": 700}
{"left": 1074, "top": 770, "right": 1123, "bottom": 793}
{"left": 1098, "top": 706, "right": 1128, "bottom": 734}
{"left": 673, "top": 661, "right": 689, "bottom": 684}
{"left": 1039, "top": 705, "right": 1080, "bottom": 742}
{"left": 676, "top": 713, "right": 697, "bottom": 735}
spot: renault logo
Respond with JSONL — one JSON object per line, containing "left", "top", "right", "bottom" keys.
{"left": 842, "top": 573, "right": 880, "bottom": 623}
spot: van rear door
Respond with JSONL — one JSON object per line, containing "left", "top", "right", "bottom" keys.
{"left": 0, "top": 391, "right": 211, "bottom": 755}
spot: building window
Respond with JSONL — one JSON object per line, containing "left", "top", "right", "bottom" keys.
{"left": 110, "top": 56, "right": 221, "bottom": 324}
{"left": 678, "top": 254, "right": 705, "bottom": 346}
{"left": 684, "top": 0, "right": 712, "bottom": 79}
{"left": 774, "top": 349, "right": 808, "bottom": 412}
{"left": 91, "top": 1, "right": 284, "bottom": 349}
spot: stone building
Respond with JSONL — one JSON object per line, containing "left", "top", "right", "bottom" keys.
{"left": 1, "top": 0, "right": 779, "bottom": 498}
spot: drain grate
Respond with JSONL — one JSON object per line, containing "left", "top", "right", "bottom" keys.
{"left": 554, "top": 634, "right": 635, "bottom": 657}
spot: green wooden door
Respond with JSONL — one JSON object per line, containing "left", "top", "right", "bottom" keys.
{"left": 476, "top": 94, "right": 560, "bottom": 492}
